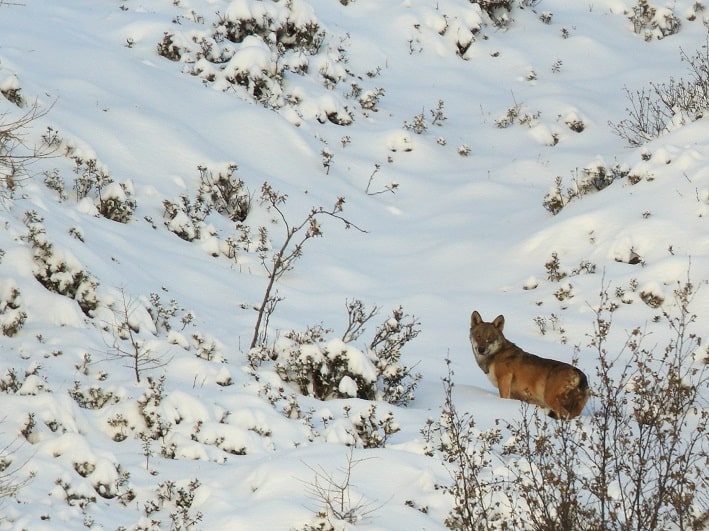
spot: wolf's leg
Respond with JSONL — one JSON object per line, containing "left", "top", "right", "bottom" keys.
{"left": 496, "top": 372, "right": 513, "bottom": 399}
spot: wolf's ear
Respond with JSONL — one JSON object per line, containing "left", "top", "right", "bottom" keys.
{"left": 492, "top": 315, "right": 505, "bottom": 331}
{"left": 471, "top": 311, "right": 482, "bottom": 326}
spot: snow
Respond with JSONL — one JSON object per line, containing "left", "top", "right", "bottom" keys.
{"left": 0, "top": 0, "right": 707, "bottom": 529}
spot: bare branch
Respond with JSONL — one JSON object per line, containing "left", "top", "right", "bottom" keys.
{"left": 301, "top": 448, "right": 386, "bottom": 525}
{"left": 249, "top": 184, "right": 366, "bottom": 351}
{"left": 103, "top": 288, "right": 170, "bottom": 383}
{"left": 341, "top": 299, "right": 380, "bottom": 343}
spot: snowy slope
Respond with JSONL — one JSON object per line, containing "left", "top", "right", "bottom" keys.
{"left": 0, "top": 0, "right": 707, "bottom": 529}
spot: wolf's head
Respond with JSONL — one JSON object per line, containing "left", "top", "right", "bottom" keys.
{"left": 470, "top": 311, "right": 506, "bottom": 363}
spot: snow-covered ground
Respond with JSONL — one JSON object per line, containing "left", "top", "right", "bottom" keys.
{"left": 0, "top": 0, "right": 707, "bottom": 529}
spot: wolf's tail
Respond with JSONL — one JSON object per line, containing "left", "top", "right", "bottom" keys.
{"left": 576, "top": 369, "right": 589, "bottom": 393}
{"left": 565, "top": 368, "right": 590, "bottom": 417}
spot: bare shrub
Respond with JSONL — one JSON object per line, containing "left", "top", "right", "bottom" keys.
{"left": 434, "top": 275, "right": 708, "bottom": 530}
{"left": 0, "top": 101, "right": 54, "bottom": 201}
{"left": 301, "top": 448, "right": 384, "bottom": 528}
{"left": 248, "top": 183, "right": 365, "bottom": 351}
{"left": 578, "top": 276, "right": 708, "bottom": 530}
{"left": 500, "top": 404, "right": 593, "bottom": 530}
{"left": 611, "top": 41, "right": 709, "bottom": 146}
{"left": 430, "top": 357, "right": 507, "bottom": 530}
{"left": 104, "top": 288, "right": 169, "bottom": 383}
{"left": 0, "top": 435, "right": 29, "bottom": 507}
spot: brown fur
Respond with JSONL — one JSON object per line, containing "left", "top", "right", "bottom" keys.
{"left": 469, "top": 310, "right": 589, "bottom": 419}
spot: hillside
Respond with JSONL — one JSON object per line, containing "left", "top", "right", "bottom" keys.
{"left": 0, "top": 0, "right": 707, "bottom": 529}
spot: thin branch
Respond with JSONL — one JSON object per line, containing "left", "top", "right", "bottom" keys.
{"left": 249, "top": 185, "right": 366, "bottom": 351}
{"left": 301, "top": 448, "right": 386, "bottom": 525}
{"left": 102, "top": 288, "right": 170, "bottom": 382}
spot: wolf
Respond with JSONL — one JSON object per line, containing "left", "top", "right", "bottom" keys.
{"left": 469, "top": 310, "right": 589, "bottom": 419}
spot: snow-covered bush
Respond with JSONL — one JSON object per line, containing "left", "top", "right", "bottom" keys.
{"left": 495, "top": 99, "right": 540, "bottom": 129}
{"left": 0, "top": 368, "right": 23, "bottom": 394}
{"left": 71, "top": 461, "right": 131, "bottom": 502}
{"left": 23, "top": 211, "right": 99, "bottom": 316}
{"left": 147, "top": 292, "right": 195, "bottom": 333}
{"left": 197, "top": 163, "right": 251, "bottom": 222}
{"left": 403, "top": 100, "right": 447, "bottom": 135}
{"left": 357, "top": 86, "right": 385, "bottom": 114}
{"left": 162, "top": 194, "right": 211, "bottom": 242}
{"left": 274, "top": 333, "right": 379, "bottom": 401}
{"left": 137, "top": 375, "right": 173, "bottom": 442}
{"left": 35, "top": 130, "right": 136, "bottom": 221}
{"left": 143, "top": 478, "right": 203, "bottom": 529}
{"left": 71, "top": 157, "right": 136, "bottom": 223}
{"left": 191, "top": 331, "right": 224, "bottom": 362}
{"left": 639, "top": 283, "right": 665, "bottom": 308}
{"left": 216, "top": 1, "right": 324, "bottom": 53}
{"left": 269, "top": 304, "right": 421, "bottom": 405}
{"left": 154, "top": 0, "right": 361, "bottom": 123}
{"left": 0, "top": 363, "right": 46, "bottom": 395}
{"left": 209, "top": 0, "right": 327, "bottom": 107}
{"left": 0, "top": 280, "right": 26, "bottom": 337}
{"left": 368, "top": 306, "right": 422, "bottom": 405}
{"left": 156, "top": 32, "right": 183, "bottom": 62}
{"left": 628, "top": 0, "right": 681, "bottom": 40}
{"left": 477, "top": 0, "right": 515, "bottom": 28}
{"left": 53, "top": 477, "right": 96, "bottom": 509}
{"left": 95, "top": 181, "right": 136, "bottom": 223}
{"left": 163, "top": 164, "right": 251, "bottom": 245}
{"left": 467, "top": 0, "right": 541, "bottom": 30}
{"left": 68, "top": 382, "right": 118, "bottom": 409}
{"left": 0, "top": 76, "right": 23, "bottom": 107}
{"left": 345, "top": 403, "right": 399, "bottom": 449}
{"left": 543, "top": 162, "right": 630, "bottom": 214}
{"left": 543, "top": 252, "right": 596, "bottom": 283}
{"left": 43, "top": 168, "right": 68, "bottom": 201}
{"left": 564, "top": 111, "right": 586, "bottom": 132}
